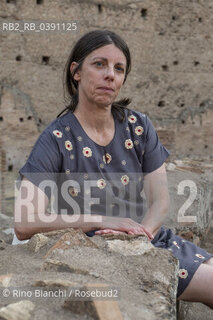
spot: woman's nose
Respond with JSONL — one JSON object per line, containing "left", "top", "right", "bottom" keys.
{"left": 104, "top": 66, "right": 115, "bottom": 80}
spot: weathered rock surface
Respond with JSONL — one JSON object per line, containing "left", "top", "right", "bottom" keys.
{"left": 0, "top": 228, "right": 178, "bottom": 320}
{"left": 0, "top": 300, "right": 35, "bottom": 320}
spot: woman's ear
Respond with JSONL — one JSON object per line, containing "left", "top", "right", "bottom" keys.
{"left": 70, "top": 62, "right": 81, "bottom": 81}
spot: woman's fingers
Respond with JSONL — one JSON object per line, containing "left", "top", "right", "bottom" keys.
{"left": 95, "top": 229, "right": 126, "bottom": 235}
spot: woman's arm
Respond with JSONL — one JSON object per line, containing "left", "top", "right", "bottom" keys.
{"left": 141, "top": 163, "right": 170, "bottom": 237}
{"left": 14, "top": 177, "right": 154, "bottom": 240}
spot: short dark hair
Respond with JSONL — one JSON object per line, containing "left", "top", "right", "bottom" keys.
{"left": 58, "top": 29, "right": 132, "bottom": 120}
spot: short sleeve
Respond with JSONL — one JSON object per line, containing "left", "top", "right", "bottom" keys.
{"left": 142, "top": 116, "right": 170, "bottom": 173}
{"left": 19, "top": 128, "right": 62, "bottom": 198}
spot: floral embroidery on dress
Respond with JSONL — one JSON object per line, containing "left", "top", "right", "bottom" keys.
{"left": 97, "top": 179, "right": 106, "bottom": 189}
{"left": 178, "top": 269, "right": 188, "bottom": 279}
{"left": 134, "top": 140, "right": 139, "bottom": 145}
{"left": 65, "top": 169, "right": 70, "bottom": 175}
{"left": 103, "top": 153, "right": 112, "bottom": 164}
{"left": 68, "top": 187, "right": 78, "bottom": 197}
{"left": 65, "top": 140, "right": 73, "bottom": 151}
{"left": 195, "top": 253, "right": 205, "bottom": 259}
{"left": 128, "top": 115, "right": 137, "bottom": 123}
{"left": 70, "top": 154, "right": 75, "bottom": 160}
{"left": 84, "top": 173, "right": 89, "bottom": 179}
{"left": 83, "top": 147, "right": 92, "bottom": 157}
{"left": 121, "top": 160, "right": 126, "bottom": 165}
{"left": 65, "top": 126, "right": 70, "bottom": 132}
{"left": 135, "top": 126, "right": 144, "bottom": 135}
{"left": 121, "top": 175, "right": 129, "bottom": 185}
{"left": 173, "top": 241, "right": 180, "bottom": 249}
{"left": 77, "top": 136, "right": 82, "bottom": 141}
{"left": 53, "top": 130, "right": 63, "bottom": 138}
{"left": 100, "top": 163, "right": 104, "bottom": 169}
{"left": 125, "top": 139, "right": 133, "bottom": 149}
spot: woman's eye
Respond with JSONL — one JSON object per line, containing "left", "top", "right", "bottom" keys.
{"left": 95, "top": 61, "right": 103, "bottom": 66}
{"left": 116, "top": 66, "right": 124, "bottom": 72}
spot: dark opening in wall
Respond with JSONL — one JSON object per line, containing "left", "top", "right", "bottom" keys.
{"left": 204, "top": 145, "right": 208, "bottom": 149}
{"left": 6, "top": 0, "right": 16, "bottom": 4}
{"left": 36, "top": 0, "right": 43, "bottom": 4}
{"left": 19, "top": 117, "right": 24, "bottom": 122}
{"left": 194, "top": 61, "right": 200, "bottom": 66}
{"left": 16, "top": 55, "right": 22, "bottom": 61}
{"left": 172, "top": 15, "right": 176, "bottom": 20}
{"left": 198, "top": 17, "right": 202, "bottom": 22}
{"left": 173, "top": 60, "right": 179, "bottom": 65}
{"left": 8, "top": 165, "right": 13, "bottom": 172}
{"left": 0, "top": 116, "right": 3, "bottom": 121}
{"left": 141, "top": 8, "right": 147, "bottom": 18}
{"left": 158, "top": 101, "right": 165, "bottom": 107}
{"left": 42, "top": 56, "right": 50, "bottom": 65}
{"left": 162, "top": 65, "right": 169, "bottom": 71}
{"left": 27, "top": 116, "right": 32, "bottom": 120}
{"left": 97, "top": 4, "right": 102, "bottom": 13}
{"left": 181, "top": 120, "right": 185, "bottom": 124}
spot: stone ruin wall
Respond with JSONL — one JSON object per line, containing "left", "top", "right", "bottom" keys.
{"left": 0, "top": 0, "right": 213, "bottom": 214}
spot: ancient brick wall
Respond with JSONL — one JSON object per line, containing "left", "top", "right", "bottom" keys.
{"left": 0, "top": 0, "right": 212, "bottom": 214}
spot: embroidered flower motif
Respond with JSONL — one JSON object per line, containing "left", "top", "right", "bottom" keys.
{"left": 100, "top": 163, "right": 104, "bottom": 169}
{"left": 135, "top": 126, "right": 144, "bottom": 136}
{"left": 84, "top": 173, "right": 89, "bottom": 179}
{"left": 77, "top": 136, "right": 82, "bottom": 141}
{"left": 70, "top": 154, "right": 75, "bottom": 160}
{"left": 103, "top": 153, "right": 112, "bottom": 164}
{"left": 181, "top": 239, "right": 186, "bottom": 243}
{"left": 173, "top": 241, "right": 180, "bottom": 249}
{"left": 83, "top": 147, "right": 92, "bottom": 157}
{"left": 178, "top": 269, "right": 188, "bottom": 279}
{"left": 126, "top": 127, "right": 130, "bottom": 132}
{"left": 65, "top": 126, "right": 70, "bottom": 132}
{"left": 53, "top": 130, "right": 63, "bottom": 138}
{"left": 121, "top": 175, "right": 129, "bottom": 185}
{"left": 68, "top": 187, "right": 78, "bottom": 197}
{"left": 65, "top": 169, "right": 70, "bottom": 175}
{"left": 128, "top": 115, "right": 137, "bottom": 123}
{"left": 125, "top": 139, "right": 133, "bottom": 149}
{"left": 121, "top": 160, "right": 126, "bottom": 165}
{"left": 195, "top": 253, "right": 205, "bottom": 259}
{"left": 65, "top": 140, "right": 73, "bottom": 151}
{"left": 97, "top": 179, "right": 106, "bottom": 189}
{"left": 134, "top": 140, "right": 139, "bottom": 145}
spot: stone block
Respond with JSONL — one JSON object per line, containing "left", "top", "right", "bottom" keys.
{"left": 27, "top": 233, "right": 49, "bottom": 253}
{"left": 44, "top": 229, "right": 98, "bottom": 258}
{"left": 64, "top": 283, "right": 123, "bottom": 320}
{"left": 0, "top": 300, "right": 35, "bottom": 320}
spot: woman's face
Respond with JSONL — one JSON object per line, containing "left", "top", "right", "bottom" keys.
{"left": 71, "top": 44, "right": 127, "bottom": 108}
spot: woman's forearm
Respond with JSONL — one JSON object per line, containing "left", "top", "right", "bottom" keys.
{"left": 15, "top": 211, "right": 155, "bottom": 241}
{"left": 141, "top": 199, "right": 169, "bottom": 237}
{"left": 14, "top": 212, "right": 104, "bottom": 240}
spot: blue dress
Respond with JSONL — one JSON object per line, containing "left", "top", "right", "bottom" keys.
{"left": 19, "top": 108, "right": 213, "bottom": 298}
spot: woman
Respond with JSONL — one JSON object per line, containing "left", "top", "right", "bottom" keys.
{"left": 14, "top": 30, "right": 213, "bottom": 307}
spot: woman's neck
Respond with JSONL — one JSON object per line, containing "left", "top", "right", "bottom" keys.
{"left": 73, "top": 102, "right": 114, "bottom": 132}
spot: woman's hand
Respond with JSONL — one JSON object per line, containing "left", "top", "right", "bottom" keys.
{"left": 95, "top": 217, "right": 154, "bottom": 240}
